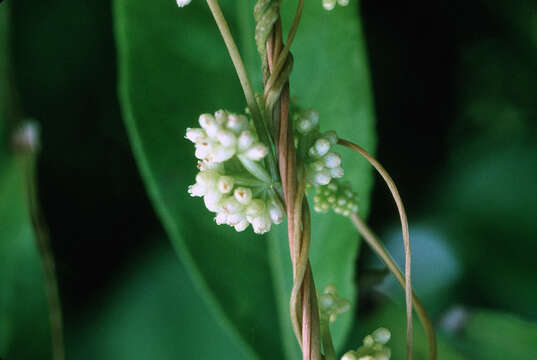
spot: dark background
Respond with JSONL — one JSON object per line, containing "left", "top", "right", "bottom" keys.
{"left": 6, "top": 0, "right": 537, "bottom": 355}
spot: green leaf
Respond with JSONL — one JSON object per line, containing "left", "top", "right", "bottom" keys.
{"left": 0, "top": 8, "right": 52, "bottom": 359}
{"left": 114, "top": 1, "right": 284, "bottom": 359}
{"left": 115, "top": 1, "right": 375, "bottom": 359}
{"left": 71, "top": 242, "right": 247, "bottom": 359}
{"left": 456, "top": 310, "right": 537, "bottom": 360}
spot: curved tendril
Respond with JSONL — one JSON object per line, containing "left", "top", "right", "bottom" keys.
{"left": 351, "top": 213, "right": 438, "bottom": 360}
{"left": 338, "top": 138, "right": 414, "bottom": 360}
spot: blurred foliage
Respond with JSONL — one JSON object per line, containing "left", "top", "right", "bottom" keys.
{"left": 70, "top": 240, "right": 246, "bottom": 360}
{"left": 0, "top": 0, "right": 536, "bottom": 359}
{"left": 1, "top": 6, "right": 51, "bottom": 359}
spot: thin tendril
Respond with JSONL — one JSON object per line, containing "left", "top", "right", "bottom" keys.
{"left": 350, "top": 213, "right": 437, "bottom": 360}
{"left": 205, "top": 0, "right": 279, "bottom": 181}
{"left": 338, "top": 138, "right": 413, "bottom": 360}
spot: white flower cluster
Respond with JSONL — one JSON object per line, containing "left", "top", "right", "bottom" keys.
{"left": 313, "top": 181, "right": 358, "bottom": 216}
{"left": 341, "top": 328, "right": 391, "bottom": 360}
{"left": 322, "top": 0, "right": 349, "bottom": 11}
{"left": 295, "top": 110, "right": 344, "bottom": 186}
{"left": 186, "top": 110, "right": 284, "bottom": 234}
{"left": 186, "top": 110, "right": 268, "bottom": 163}
{"left": 319, "top": 284, "right": 351, "bottom": 323}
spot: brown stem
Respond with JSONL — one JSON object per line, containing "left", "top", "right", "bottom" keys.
{"left": 264, "top": 10, "right": 321, "bottom": 360}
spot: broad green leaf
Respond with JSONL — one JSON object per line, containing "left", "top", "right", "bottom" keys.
{"left": 71, "top": 243, "right": 247, "bottom": 360}
{"left": 0, "top": 6, "right": 52, "bottom": 359}
{"left": 114, "top": 1, "right": 284, "bottom": 359}
{"left": 115, "top": 1, "right": 375, "bottom": 359}
{"left": 238, "top": 2, "right": 377, "bottom": 357}
{"left": 456, "top": 310, "right": 537, "bottom": 360}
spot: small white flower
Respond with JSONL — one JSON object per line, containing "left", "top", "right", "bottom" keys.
{"left": 234, "top": 187, "right": 252, "bottom": 205}
{"left": 244, "top": 144, "right": 268, "bottom": 161}
{"left": 217, "top": 176, "right": 234, "bottom": 194}
{"left": 177, "top": 0, "right": 192, "bottom": 7}
{"left": 251, "top": 215, "right": 272, "bottom": 234}
{"left": 322, "top": 0, "right": 337, "bottom": 10}
{"left": 268, "top": 200, "right": 284, "bottom": 224}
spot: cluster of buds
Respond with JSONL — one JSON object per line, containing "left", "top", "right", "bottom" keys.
{"left": 294, "top": 110, "right": 344, "bottom": 186}
{"left": 186, "top": 110, "right": 284, "bottom": 234}
{"left": 313, "top": 181, "right": 359, "bottom": 216}
{"left": 319, "top": 284, "right": 351, "bottom": 323}
{"left": 341, "top": 328, "right": 392, "bottom": 360}
{"left": 186, "top": 110, "right": 267, "bottom": 164}
{"left": 322, "top": 0, "right": 350, "bottom": 11}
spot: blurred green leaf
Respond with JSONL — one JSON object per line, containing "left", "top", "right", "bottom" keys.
{"left": 0, "top": 8, "right": 52, "bottom": 359}
{"left": 434, "top": 139, "right": 537, "bottom": 318}
{"left": 114, "top": 1, "right": 283, "bottom": 359}
{"left": 456, "top": 310, "right": 537, "bottom": 360}
{"left": 71, "top": 243, "right": 247, "bottom": 359}
{"left": 115, "top": 0, "right": 375, "bottom": 358}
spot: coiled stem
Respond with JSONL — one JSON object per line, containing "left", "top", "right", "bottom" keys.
{"left": 255, "top": 1, "right": 322, "bottom": 359}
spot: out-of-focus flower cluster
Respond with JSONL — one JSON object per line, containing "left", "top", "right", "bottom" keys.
{"left": 295, "top": 110, "right": 344, "bottom": 187}
{"left": 186, "top": 110, "right": 283, "bottom": 234}
{"left": 313, "top": 181, "right": 359, "bottom": 216}
{"left": 341, "top": 328, "right": 392, "bottom": 360}
{"left": 319, "top": 284, "right": 351, "bottom": 323}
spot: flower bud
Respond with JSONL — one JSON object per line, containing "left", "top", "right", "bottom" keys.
{"left": 244, "top": 144, "right": 268, "bottom": 161}
{"left": 314, "top": 169, "right": 332, "bottom": 185}
{"left": 314, "top": 138, "right": 331, "bottom": 157}
{"left": 177, "top": 0, "right": 192, "bottom": 7}
{"left": 252, "top": 215, "right": 271, "bottom": 234}
{"left": 323, "top": 0, "right": 337, "bottom": 10}
{"left": 324, "top": 130, "right": 338, "bottom": 145}
{"left": 216, "top": 129, "right": 237, "bottom": 148}
{"left": 234, "top": 187, "right": 253, "bottom": 205}
{"left": 268, "top": 200, "right": 284, "bottom": 224}
{"left": 185, "top": 128, "right": 205, "bottom": 143}
{"left": 341, "top": 352, "right": 358, "bottom": 360}
{"left": 217, "top": 176, "right": 235, "bottom": 194}
{"left": 227, "top": 114, "right": 248, "bottom": 134}
{"left": 372, "top": 328, "right": 391, "bottom": 345}
{"left": 235, "top": 219, "right": 249, "bottom": 232}
{"left": 324, "top": 152, "right": 342, "bottom": 168}
{"left": 238, "top": 130, "right": 255, "bottom": 151}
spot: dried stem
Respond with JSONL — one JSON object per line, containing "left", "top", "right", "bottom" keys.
{"left": 350, "top": 213, "right": 437, "bottom": 360}
{"left": 338, "top": 139, "right": 413, "bottom": 360}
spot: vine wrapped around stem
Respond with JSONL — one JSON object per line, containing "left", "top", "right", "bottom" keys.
{"left": 254, "top": 1, "right": 322, "bottom": 359}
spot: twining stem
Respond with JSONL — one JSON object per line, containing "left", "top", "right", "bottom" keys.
{"left": 22, "top": 155, "right": 65, "bottom": 360}
{"left": 205, "top": 0, "right": 279, "bottom": 182}
{"left": 350, "top": 213, "right": 437, "bottom": 360}
{"left": 338, "top": 139, "right": 413, "bottom": 360}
